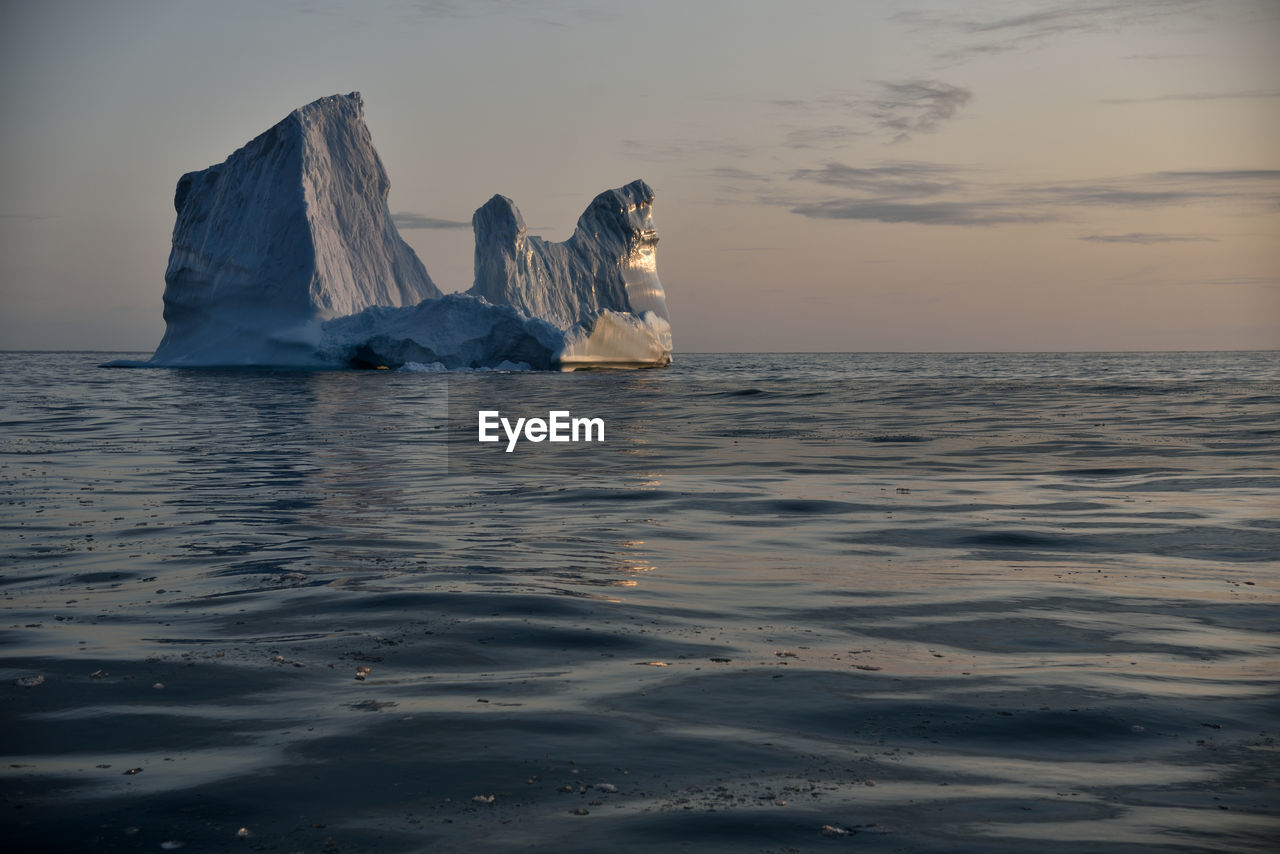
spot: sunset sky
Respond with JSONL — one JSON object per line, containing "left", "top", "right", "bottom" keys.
{"left": 2, "top": 0, "right": 1277, "bottom": 352}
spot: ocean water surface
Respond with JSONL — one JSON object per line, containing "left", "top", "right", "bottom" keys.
{"left": 1, "top": 351, "right": 1277, "bottom": 852}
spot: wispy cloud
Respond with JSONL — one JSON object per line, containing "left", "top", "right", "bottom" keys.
{"left": 1017, "top": 170, "right": 1280, "bottom": 209}
{"left": 784, "top": 125, "right": 865, "bottom": 149}
{"left": 702, "top": 166, "right": 773, "bottom": 184}
{"left": 895, "top": 1, "right": 1211, "bottom": 62}
{"left": 774, "top": 78, "right": 973, "bottom": 147}
{"left": 698, "top": 166, "right": 774, "bottom": 199}
{"left": 791, "top": 198, "right": 1048, "bottom": 226}
{"left": 1156, "top": 169, "right": 1280, "bottom": 181}
{"left": 1102, "top": 88, "right": 1280, "bottom": 104}
{"left": 1017, "top": 185, "right": 1213, "bottom": 207}
{"left": 407, "top": 0, "right": 514, "bottom": 18}
{"left": 787, "top": 164, "right": 1280, "bottom": 226}
{"left": 621, "top": 138, "right": 756, "bottom": 163}
{"left": 400, "top": 0, "right": 616, "bottom": 27}
{"left": 868, "top": 80, "right": 973, "bottom": 142}
{"left": 1080, "top": 232, "right": 1218, "bottom": 244}
{"left": 1113, "top": 274, "right": 1280, "bottom": 288}
{"left": 791, "top": 161, "right": 964, "bottom": 197}
{"left": 391, "top": 212, "right": 471, "bottom": 229}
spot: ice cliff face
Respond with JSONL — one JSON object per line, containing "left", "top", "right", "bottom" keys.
{"left": 152, "top": 93, "right": 440, "bottom": 366}
{"left": 143, "top": 93, "right": 672, "bottom": 370}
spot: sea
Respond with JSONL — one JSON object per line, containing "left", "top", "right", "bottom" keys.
{"left": 1, "top": 351, "right": 1277, "bottom": 853}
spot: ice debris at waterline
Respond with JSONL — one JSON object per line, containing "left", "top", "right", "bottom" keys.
{"left": 110, "top": 92, "right": 671, "bottom": 371}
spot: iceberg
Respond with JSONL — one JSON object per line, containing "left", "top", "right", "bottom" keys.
{"left": 470, "top": 181, "right": 671, "bottom": 369}
{"left": 137, "top": 93, "right": 672, "bottom": 370}
{"left": 152, "top": 93, "right": 441, "bottom": 367}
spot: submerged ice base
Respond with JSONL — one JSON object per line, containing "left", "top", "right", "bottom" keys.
{"left": 140, "top": 92, "right": 673, "bottom": 371}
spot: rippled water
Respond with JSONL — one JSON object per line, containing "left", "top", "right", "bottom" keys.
{"left": 2, "top": 351, "right": 1277, "bottom": 852}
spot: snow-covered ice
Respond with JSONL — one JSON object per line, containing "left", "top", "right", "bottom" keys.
{"left": 137, "top": 92, "right": 673, "bottom": 370}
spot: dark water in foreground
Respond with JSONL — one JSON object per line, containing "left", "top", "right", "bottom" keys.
{"left": 1, "top": 351, "right": 1277, "bottom": 853}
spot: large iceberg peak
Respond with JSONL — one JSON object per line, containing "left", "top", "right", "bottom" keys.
{"left": 153, "top": 92, "right": 440, "bottom": 366}
{"left": 469, "top": 179, "right": 670, "bottom": 332}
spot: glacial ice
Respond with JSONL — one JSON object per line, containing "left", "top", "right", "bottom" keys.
{"left": 557, "top": 310, "right": 673, "bottom": 369}
{"left": 138, "top": 92, "right": 672, "bottom": 370}
{"left": 152, "top": 93, "right": 441, "bottom": 367}
{"left": 470, "top": 181, "right": 670, "bottom": 330}
{"left": 319, "top": 293, "right": 563, "bottom": 371}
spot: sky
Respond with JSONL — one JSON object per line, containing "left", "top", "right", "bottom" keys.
{"left": 1, "top": 0, "right": 1277, "bottom": 352}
